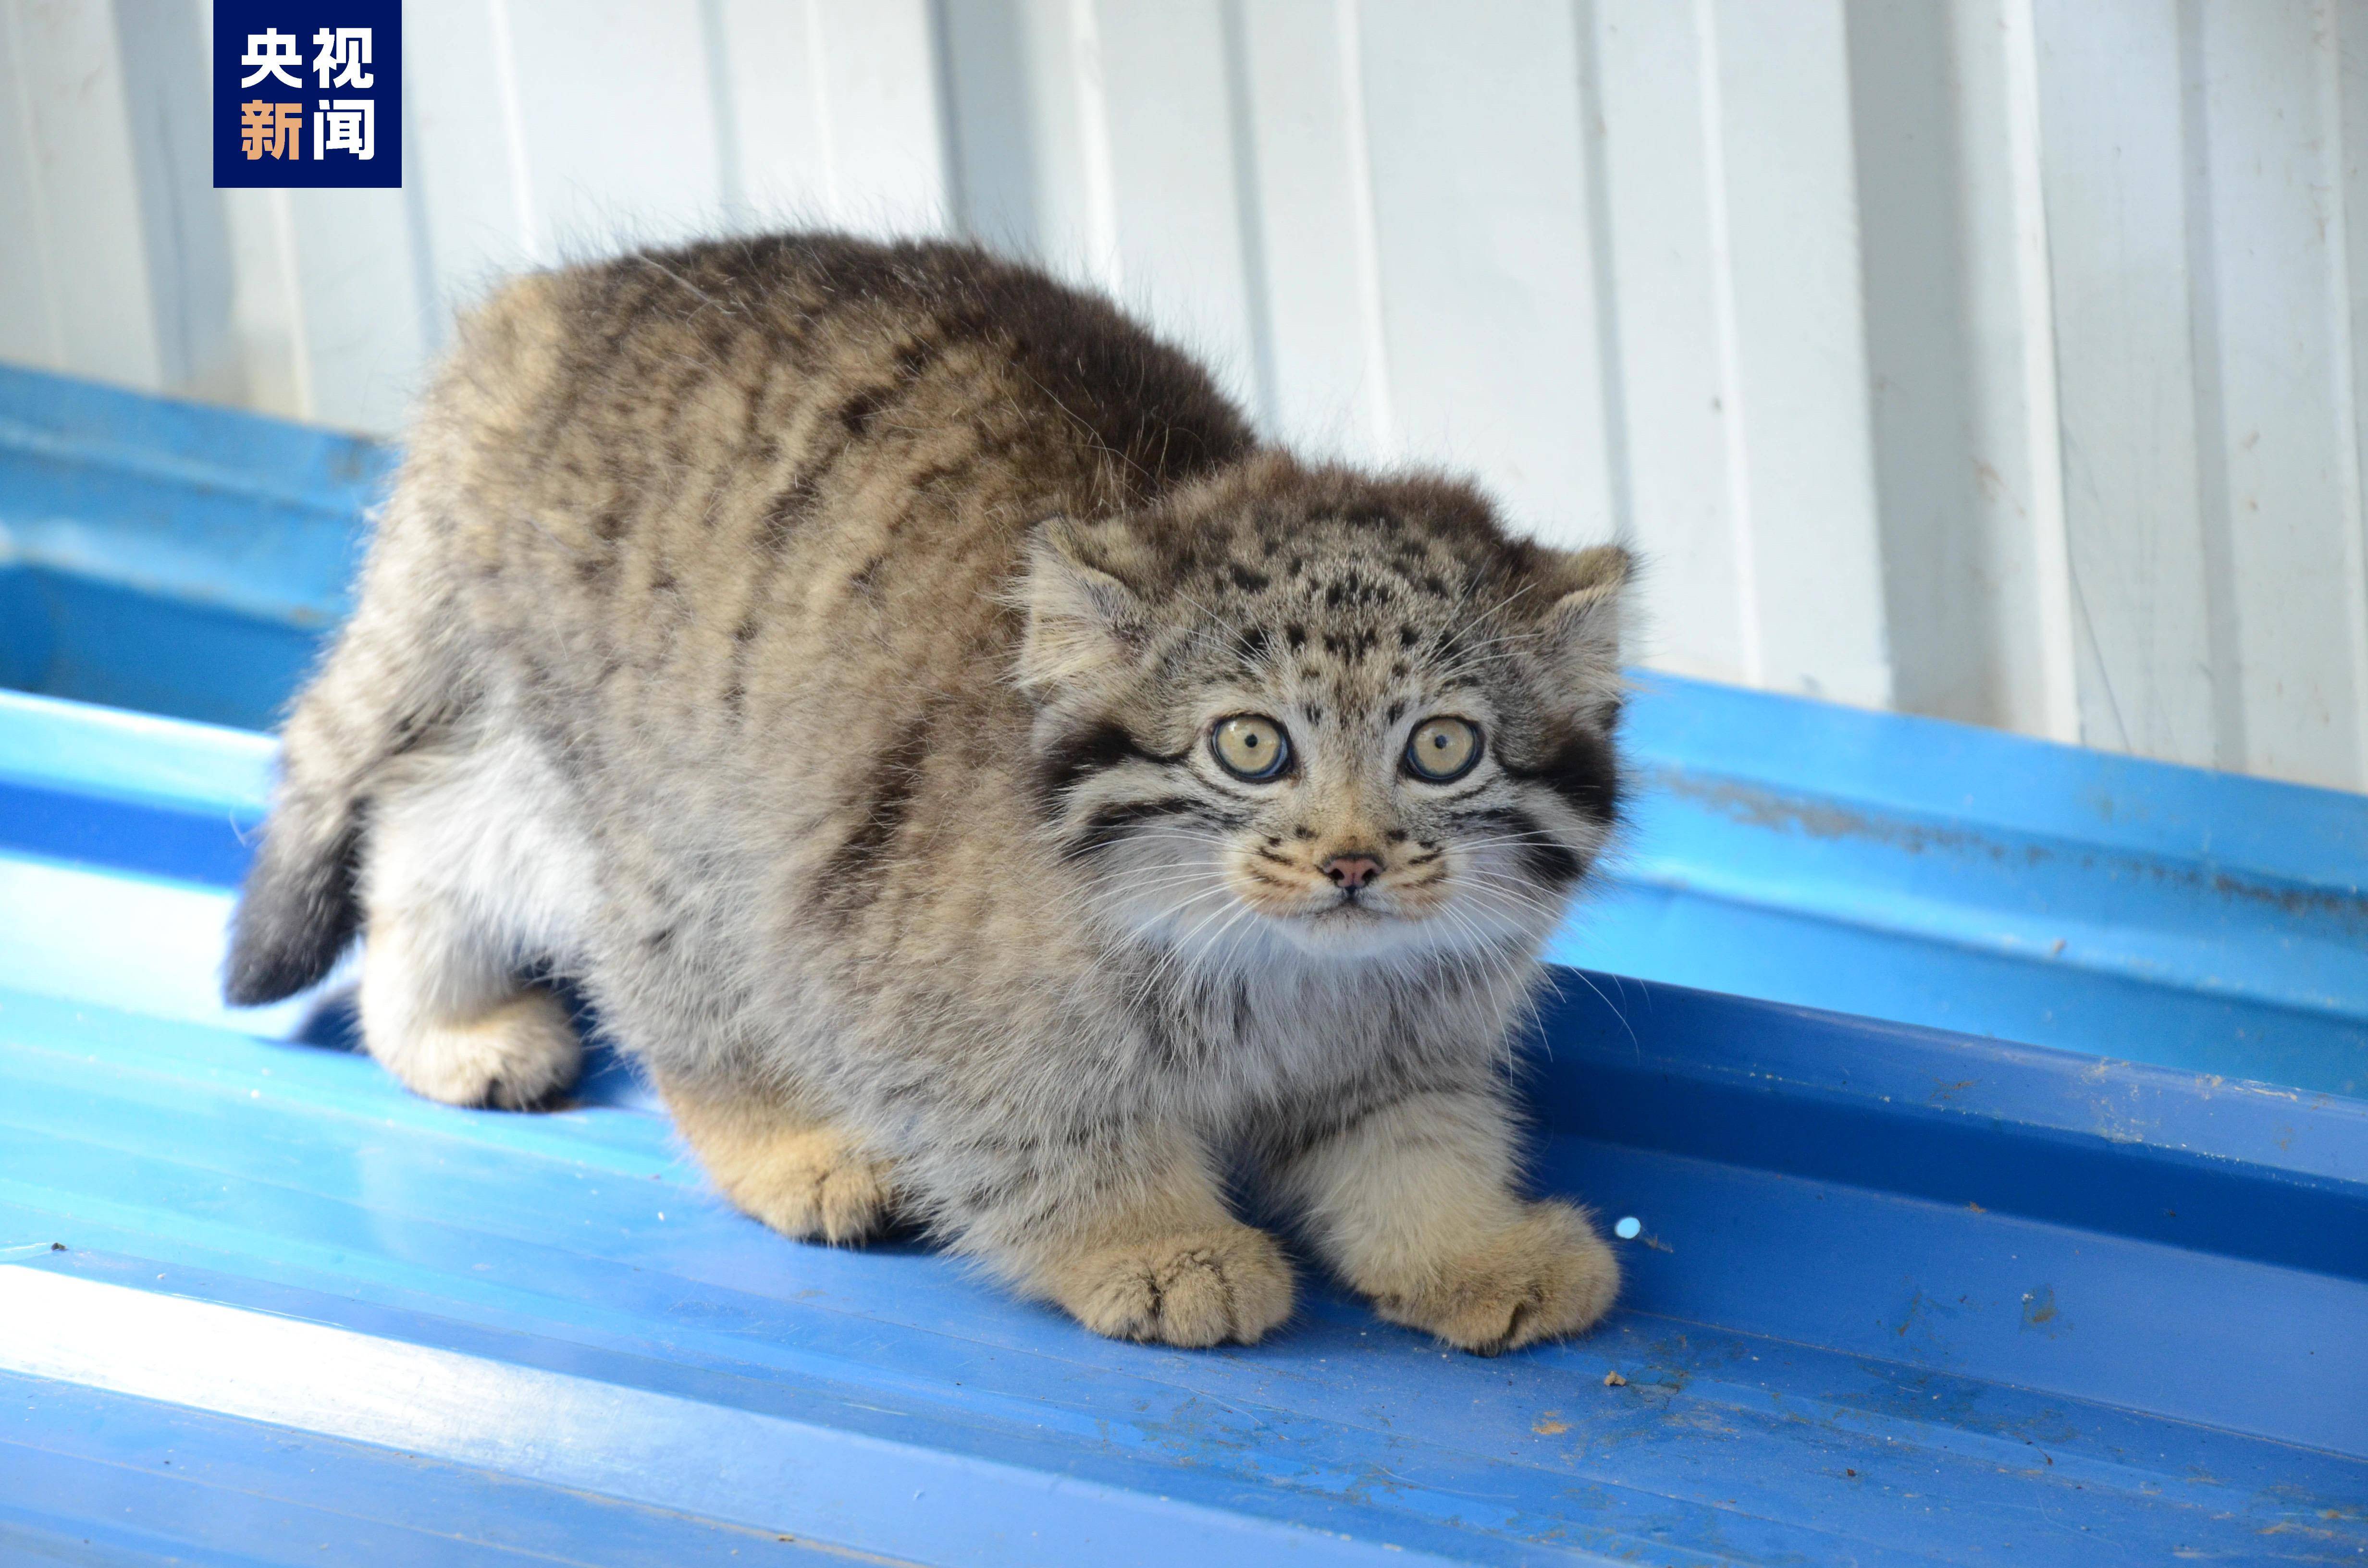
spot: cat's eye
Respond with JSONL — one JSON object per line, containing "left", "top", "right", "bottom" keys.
{"left": 1211, "top": 715, "right": 1292, "bottom": 781}
{"left": 1404, "top": 717, "right": 1482, "bottom": 782}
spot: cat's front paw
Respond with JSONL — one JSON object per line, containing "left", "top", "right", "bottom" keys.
{"left": 1370, "top": 1201, "right": 1618, "bottom": 1355}
{"left": 1050, "top": 1225, "right": 1295, "bottom": 1347}
{"left": 717, "top": 1127, "right": 900, "bottom": 1245}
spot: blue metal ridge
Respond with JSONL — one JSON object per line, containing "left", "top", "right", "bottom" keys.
{"left": 5, "top": 979, "right": 2365, "bottom": 1561}
{"left": 1597, "top": 678, "right": 2368, "bottom": 1025}
{"left": 2, "top": 1195, "right": 2358, "bottom": 1559}
{"left": 1542, "top": 1139, "right": 2368, "bottom": 1457}
{"left": 0, "top": 1266, "right": 1505, "bottom": 1568}
{"left": 1531, "top": 972, "right": 2368, "bottom": 1186}
{"left": 1619, "top": 668, "right": 2368, "bottom": 892}
{"left": 1, "top": 1373, "right": 950, "bottom": 1567}
{"left": 1525, "top": 982, "right": 2368, "bottom": 1289}
{"left": 0, "top": 570, "right": 328, "bottom": 731}
{"left": 0, "top": 365, "right": 383, "bottom": 728}
{"left": 7, "top": 963, "right": 2365, "bottom": 1452}
{"left": 0, "top": 992, "right": 670, "bottom": 1171}
{"left": 0, "top": 688, "right": 273, "bottom": 813}
{"left": 0, "top": 690, "right": 271, "bottom": 886}
{"left": 0, "top": 363, "right": 394, "bottom": 548}
{"left": 1603, "top": 804, "right": 2368, "bottom": 1018}
{"left": 0, "top": 1396, "right": 872, "bottom": 1568}
{"left": 1561, "top": 677, "right": 2368, "bottom": 1094}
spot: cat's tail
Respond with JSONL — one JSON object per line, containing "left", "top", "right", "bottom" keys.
{"left": 224, "top": 518, "right": 456, "bottom": 1007}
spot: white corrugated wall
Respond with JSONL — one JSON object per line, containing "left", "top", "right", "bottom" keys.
{"left": 5, "top": 0, "right": 2366, "bottom": 792}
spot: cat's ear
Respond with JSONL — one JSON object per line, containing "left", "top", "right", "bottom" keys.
{"left": 1018, "top": 518, "right": 1147, "bottom": 689}
{"left": 1531, "top": 544, "right": 1631, "bottom": 706}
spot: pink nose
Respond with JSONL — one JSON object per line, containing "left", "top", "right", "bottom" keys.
{"left": 1322, "top": 854, "right": 1383, "bottom": 891}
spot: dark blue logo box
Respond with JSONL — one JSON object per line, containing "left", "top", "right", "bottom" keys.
{"left": 213, "top": 1, "right": 401, "bottom": 188}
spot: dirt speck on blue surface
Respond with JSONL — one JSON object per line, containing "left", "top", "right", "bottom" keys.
{"left": 2021, "top": 1285, "right": 2071, "bottom": 1337}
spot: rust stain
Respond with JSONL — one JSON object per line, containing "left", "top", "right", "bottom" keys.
{"left": 1649, "top": 767, "right": 2368, "bottom": 931}
{"left": 1532, "top": 1415, "right": 1570, "bottom": 1436}
{"left": 1653, "top": 768, "right": 1991, "bottom": 856}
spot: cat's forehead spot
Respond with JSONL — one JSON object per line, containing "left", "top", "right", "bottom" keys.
{"left": 1263, "top": 645, "right": 1452, "bottom": 727}
{"left": 1153, "top": 505, "right": 1537, "bottom": 725}
{"left": 1218, "top": 509, "right": 1470, "bottom": 590}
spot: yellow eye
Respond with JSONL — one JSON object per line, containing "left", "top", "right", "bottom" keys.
{"left": 1405, "top": 717, "right": 1481, "bottom": 782}
{"left": 1211, "top": 714, "right": 1292, "bottom": 781}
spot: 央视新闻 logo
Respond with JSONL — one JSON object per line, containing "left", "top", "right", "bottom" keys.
{"left": 214, "top": 4, "right": 400, "bottom": 189}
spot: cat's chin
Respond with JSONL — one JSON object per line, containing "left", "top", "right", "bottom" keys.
{"left": 1258, "top": 904, "right": 1504, "bottom": 964}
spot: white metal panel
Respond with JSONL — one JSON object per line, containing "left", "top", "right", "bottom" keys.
{"left": 2341, "top": 0, "right": 2368, "bottom": 793}
{"left": 1589, "top": 3, "right": 1751, "bottom": 683}
{"left": 114, "top": 0, "right": 238, "bottom": 400}
{"left": 195, "top": 0, "right": 426, "bottom": 432}
{"left": 195, "top": 0, "right": 307, "bottom": 419}
{"left": 279, "top": 186, "right": 432, "bottom": 433}
{"left": 201, "top": 0, "right": 439, "bottom": 427}
{"left": 937, "top": 0, "right": 1047, "bottom": 260}
{"left": 937, "top": 0, "right": 1110, "bottom": 288}
{"left": 703, "top": 0, "right": 946, "bottom": 241}
{"left": 498, "top": 0, "right": 724, "bottom": 262}
{"left": 7, "top": 0, "right": 2368, "bottom": 790}
{"left": 1087, "top": 0, "right": 1262, "bottom": 416}
{"left": 213, "top": 186, "right": 309, "bottom": 418}
{"left": 1849, "top": 0, "right": 2079, "bottom": 741}
{"left": 1701, "top": 0, "right": 1890, "bottom": 709}
{"left": 2031, "top": 0, "right": 2221, "bottom": 768}
{"left": 2191, "top": 0, "right": 2368, "bottom": 790}
{"left": 0, "top": 0, "right": 62, "bottom": 369}
{"left": 1352, "top": 0, "right": 1616, "bottom": 553}
{"left": 407, "top": 0, "right": 534, "bottom": 311}
{"left": 1997, "top": 0, "right": 2085, "bottom": 747}
{"left": 1231, "top": 0, "right": 1389, "bottom": 462}
{"left": 711, "top": 0, "right": 825, "bottom": 230}
{"left": 4, "top": 0, "right": 164, "bottom": 389}
{"left": 800, "top": 0, "right": 951, "bottom": 237}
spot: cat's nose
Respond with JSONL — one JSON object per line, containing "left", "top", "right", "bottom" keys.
{"left": 1322, "top": 853, "right": 1383, "bottom": 890}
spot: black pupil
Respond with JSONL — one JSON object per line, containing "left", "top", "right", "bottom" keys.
{"left": 1245, "top": 734, "right": 1261, "bottom": 749}
{"left": 1431, "top": 734, "right": 1447, "bottom": 748}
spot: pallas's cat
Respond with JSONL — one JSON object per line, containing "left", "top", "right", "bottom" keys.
{"left": 227, "top": 234, "right": 1631, "bottom": 1352}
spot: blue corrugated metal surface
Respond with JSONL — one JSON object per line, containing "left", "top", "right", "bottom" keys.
{"left": 2, "top": 367, "right": 2364, "bottom": 1563}
{"left": 1577, "top": 680, "right": 2368, "bottom": 1098}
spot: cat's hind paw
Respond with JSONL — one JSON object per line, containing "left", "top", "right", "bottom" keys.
{"left": 376, "top": 990, "right": 583, "bottom": 1110}
{"left": 1370, "top": 1200, "right": 1619, "bottom": 1355}
{"left": 1049, "top": 1225, "right": 1295, "bottom": 1347}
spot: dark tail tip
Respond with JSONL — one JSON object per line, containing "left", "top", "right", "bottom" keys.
{"left": 223, "top": 823, "right": 361, "bottom": 1007}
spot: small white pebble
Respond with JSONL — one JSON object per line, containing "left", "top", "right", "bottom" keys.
{"left": 1614, "top": 1216, "right": 1642, "bottom": 1241}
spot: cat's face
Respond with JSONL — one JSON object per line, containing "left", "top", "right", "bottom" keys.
{"left": 1021, "top": 462, "right": 1628, "bottom": 967}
